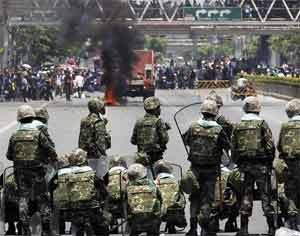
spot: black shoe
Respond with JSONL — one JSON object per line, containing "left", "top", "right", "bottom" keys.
{"left": 236, "top": 216, "right": 248, "bottom": 236}
{"left": 225, "top": 221, "right": 239, "bottom": 232}
{"left": 186, "top": 217, "right": 198, "bottom": 236}
{"left": 167, "top": 224, "right": 176, "bottom": 234}
{"left": 267, "top": 216, "right": 276, "bottom": 236}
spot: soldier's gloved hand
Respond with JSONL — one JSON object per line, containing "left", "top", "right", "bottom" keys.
{"left": 164, "top": 122, "right": 172, "bottom": 130}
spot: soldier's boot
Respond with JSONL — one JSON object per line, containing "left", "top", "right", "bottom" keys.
{"left": 225, "top": 219, "right": 239, "bottom": 232}
{"left": 288, "top": 215, "right": 299, "bottom": 231}
{"left": 22, "top": 224, "right": 31, "bottom": 236}
{"left": 41, "top": 222, "right": 56, "bottom": 236}
{"left": 267, "top": 216, "right": 276, "bottom": 236}
{"left": 236, "top": 215, "right": 248, "bottom": 236}
{"left": 16, "top": 222, "right": 23, "bottom": 235}
{"left": 6, "top": 222, "right": 17, "bottom": 235}
{"left": 166, "top": 223, "right": 176, "bottom": 234}
{"left": 186, "top": 217, "right": 198, "bottom": 236}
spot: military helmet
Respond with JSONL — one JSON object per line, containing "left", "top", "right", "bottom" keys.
{"left": 207, "top": 91, "right": 223, "bottom": 107}
{"left": 88, "top": 98, "right": 100, "bottom": 113}
{"left": 17, "top": 105, "right": 36, "bottom": 121}
{"left": 127, "top": 163, "right": 147, "bottom": 180}
{"left": 286, "top": 99, "right": 300, "bottom": 118}
{"left": 180, "top": 169, "right": 200, "bottom": 194}
{"left": 34, "top": 107, "right": 49, "bottom": 121}
{"left": 144, "top": 97, "right": 160, "bottom": 111}
{"left": 200, "top": 99, "right": 218, "bottom": 116}
{"left": 154, "top": 160, "right": 173, "bottom": 174}
{"left": 109, "top": 155, "right": 128, "bottom": 169}
{"left": 243, "top": 96, "right": 261, "bottom": 113}
{"left": 68, "top": 148, "right": 87, "bottom": 166}
{"left": 134, "top": 152, "right": 150, "bottom": 166}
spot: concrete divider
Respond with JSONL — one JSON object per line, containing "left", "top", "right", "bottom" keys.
{"left": 255, "top": 81, "right": 298, "bottom": 100}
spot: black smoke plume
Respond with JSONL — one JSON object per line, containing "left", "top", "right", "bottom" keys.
{"left": 60, "top": 0, "right": 145, "bottom": 102}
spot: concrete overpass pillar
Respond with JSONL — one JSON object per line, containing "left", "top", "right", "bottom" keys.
{"left": 0, "top": 24, "right": 9, "bottom": 69}
{"left": 270, "top": 48, "right": 280, "bottom": 67}
{"left": 234, "top": 36, "right": 243, "bottom": 59}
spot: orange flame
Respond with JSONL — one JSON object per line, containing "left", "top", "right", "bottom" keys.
{"left": 105, "top": 86, "right": 120, "bottom": 106}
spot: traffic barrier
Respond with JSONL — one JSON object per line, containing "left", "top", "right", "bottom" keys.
{"left": 196, "top": 80, "right": 231, "bottom": 89}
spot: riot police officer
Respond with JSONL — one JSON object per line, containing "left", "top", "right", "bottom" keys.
{"left": 6, "top": 105, "right": 57, "bottom": 236}
{"left": 232, "top": 96, "right": 276, "bottom": 236}
{"left": 277, "top": 99, "right": 300, "bottom": 231}
{"left": 183, "top": 99, "right": 230, "bottom": 236}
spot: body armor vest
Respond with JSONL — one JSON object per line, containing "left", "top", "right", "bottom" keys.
{"left": 12, "top": 130, "right": 40, "bottom": 161}
{"left": 53, "top": 166, "right": 98, "bottom": 209}
{"left": 189, "top": 123, "right": 222, "bottom": 165}
{"left": 235, "top": 120, "right": 266, "bottom": 159}
{"left": 136, "top": 117, "right": 160, "bottom": 152}
{"left": 280, "top": 121, "right": 300, "bottom": 159}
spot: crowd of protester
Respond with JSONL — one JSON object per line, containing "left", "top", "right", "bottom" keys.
{"left": 155, "top": 57, "right": 300, "bottom": 89}
{"left": 0, "top": 66, "right": 101, "bottom": 102}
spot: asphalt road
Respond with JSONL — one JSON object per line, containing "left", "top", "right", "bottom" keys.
{"left": 0, "top": 89, "right": 288, "bottom": 235}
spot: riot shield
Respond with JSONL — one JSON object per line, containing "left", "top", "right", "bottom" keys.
{"left": 88, "top": 157, "right": 109, "bottom": 180}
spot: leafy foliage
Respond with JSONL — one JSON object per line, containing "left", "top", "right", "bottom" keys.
{"left": 241, "top": 74, "right": 300, "bottom": 86}
{"left": 12, "top": 26, "right": 75, "bottom": 66}
{"left": 243, "top": 36, "right": 259, "bottom": 58}
{"left": 198, "top": 40, "right": 234, "bottom": 59}
{"left": 269, "top": 35, "right": 300, "bottom": 65}
{"left": 145, "top": 36, "right": 167, "bottom": 54}
{"left": 0, "top": 47, "right": 4, "bottom": 55}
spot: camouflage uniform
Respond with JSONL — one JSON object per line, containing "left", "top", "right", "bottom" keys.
{"left": 0, "top": 173, "right": 23, "bottom": 235}
{"left": 207, "top": 91, "right": 234, "bottom": 141}
{"left": 231, "top": 96, "right": 275, "bottom": 236}
{"left": 6, "top": 105, "right": 57, "bottom": 236}
{"left": 183, "top": 100, "right": 230, "bottom": 236}
{"left": 154, "top": 160, "right": 187, "bottom": 234}
{"left": 127, "top": 164, "right": 162, "bottom": 236}
{"left": 131, "top": 97, "right": 170, "bottom": 167}
{"left": 277, "top": 99, "right": 300, "bottom": 230}
{"left": 53, "top": 148, "right": 109, "bottom": 236}
{"left": 107, "top": 156, "right": 128, "bottom": 233}
{"left": 79, "top": 98, "right": 111, "bottom": 159}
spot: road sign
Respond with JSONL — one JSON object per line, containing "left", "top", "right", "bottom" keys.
{"left": 184, "top": 7, "right": 242, "bottom": 21}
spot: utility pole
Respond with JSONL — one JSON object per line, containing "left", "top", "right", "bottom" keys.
{"left": 1, "top": 0, "right": 9, "bottom": 68}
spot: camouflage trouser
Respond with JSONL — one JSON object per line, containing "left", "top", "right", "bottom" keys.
{"left": 239, "top": 163, "right": 275, "bottom": 217}
{"left": 189, "top": 165, "right": 218, "bottom": 228}
{"left": 70, "top": 208, "right": 109, "bottom": 236}
{"left": 285, "top": 161, "right": 300, "bottom": 216}
{"left": 128, "top": 214, "right": 161, "bottom": 236}
{"left": 14, "top": 167, "right": 52, "bottom": 231}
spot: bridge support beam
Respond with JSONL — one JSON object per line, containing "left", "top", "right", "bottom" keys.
{"left": 0, "top": 24, "right": 9, "bottom": 69}
{"left": 234, "top": 36, "right": 243, "bottom": 59}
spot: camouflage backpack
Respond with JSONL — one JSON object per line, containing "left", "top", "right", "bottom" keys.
{"left": 156, "top": 176, "right": 185, "bottom": 213}
{"left": 11, "top": 130, "right": 41, "bottom": 161}
{"left": 214, "top": 169, "right": 230, "bottom": 202}
{"left": 136, "top": 116, "right": 160, "bottom": 152}
{"left": 279, "top": 121, "right": 300, "bottom": 158}
{"left": 127, "top": 180, "right": 160, "bottom": 216}
{"left": 107, "top": 167, "right": 127, "bottom": 202}
{"left": 53, "top": 166, "right": 99, "bottom": 209}
{"left": 4, "top": 174, "right": 19, "bottom": 203}
{"left": 188, "top": 122, "right": 223, "bottom": 165}
{"left": 235, "top": 120, "right": 266, "bottom": 159}
{"left": 78, "top": 114, "right": 98, "bottom": 152}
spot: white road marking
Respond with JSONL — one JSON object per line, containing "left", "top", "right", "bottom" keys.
{"left": 0, "top": 101, "right": 50, "bottom": 135}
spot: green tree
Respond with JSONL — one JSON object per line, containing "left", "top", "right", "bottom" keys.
{"left": 0, "top": 48, "right": 4, "bottom": 55}
{"left": 11, "top": 26, "right": 81, "bottom": 66}
{"left": 145, "top": 35, "right": 167, "bottom": 54}
{"left": 270, "top": 35, "right": 300, "bottom": 65}
{"left": 198, "top": 40, "right": 234, "bottom": 59}
{"left": 243, "top": 36, "right": 259, "bottom": 58}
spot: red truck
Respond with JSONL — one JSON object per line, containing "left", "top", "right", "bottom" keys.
{"left": 127, "top": 50, "right": 155, "bottom": 100}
